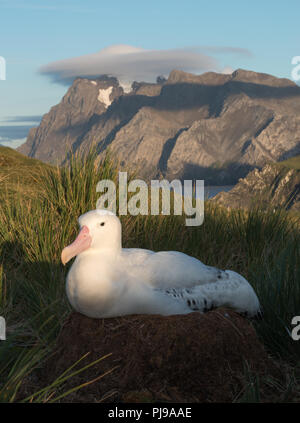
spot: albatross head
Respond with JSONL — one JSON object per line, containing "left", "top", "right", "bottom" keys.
{"left": 61, "top": 209, "right": 122, "bottom": 265}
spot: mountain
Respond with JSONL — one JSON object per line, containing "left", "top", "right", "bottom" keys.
{"left": 213, "top": 155, "right": 300, "bottom": 212}
{"left": 18, "top": 69, "right": 300, "bottom": 184}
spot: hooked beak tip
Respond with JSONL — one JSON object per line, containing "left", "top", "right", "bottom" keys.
{"left": 61, "top": 250, "right": 67, "bottom": 266}
{"left": 61, "top": 226, "right": 91, "bottom": 266}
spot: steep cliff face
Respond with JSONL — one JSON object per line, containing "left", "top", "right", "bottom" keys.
{"left": 18, "top": 76, "right": 123, "bottom": 162}
{"left": 18, "top": 69, "right": 300, "bottom": 183}
{"left": 214, "top": 157, "right": 300, "bottom": 212}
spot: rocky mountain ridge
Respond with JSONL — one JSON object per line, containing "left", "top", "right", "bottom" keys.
{"left": 214, "top": 156, "right": 300, "bottom": 212}
{"left": 18, "top": 69, "right": 300, "bottom": 184}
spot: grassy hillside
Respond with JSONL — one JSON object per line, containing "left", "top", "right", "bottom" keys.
{"left": 0, "top": 149, "right": 299, "bottom": 402}
{"left": 0, "top": 146, "right": 50, "bottom": 199}
{"left": 277, "top": 155, "right": 300, "bottom": 170}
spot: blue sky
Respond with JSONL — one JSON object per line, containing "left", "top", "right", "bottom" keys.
{"left": 0, "top": 0, "right": 299, "bottom": 146}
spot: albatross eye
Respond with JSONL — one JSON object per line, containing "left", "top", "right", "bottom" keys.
{"left": 100, "top": 222, "right": 105, "bottom": 227}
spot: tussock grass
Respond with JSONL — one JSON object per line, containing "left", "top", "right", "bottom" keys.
{"left": 0, "top": 148, "right": 299, "bottom": 402}
{"left": 277, "top": 154, "right": 300, "bottom": 171}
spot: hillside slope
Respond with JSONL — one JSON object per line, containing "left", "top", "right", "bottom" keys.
{"left": 0, "top": 146, "right": 49, "bottom": 199}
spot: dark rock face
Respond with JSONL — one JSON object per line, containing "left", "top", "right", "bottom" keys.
{"left": 18, "top": 69, "right": 300, "bottom": 184}
{"left": 38, "top": 309, "right": 277, "bottom": 403}
{"left": 213, "top": 162, "right": 300, "bottom": 211}
{"left": 18, "top": 76, "right": 123, "bottom": 162}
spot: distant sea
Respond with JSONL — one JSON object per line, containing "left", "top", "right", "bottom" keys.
{"left": 205, "top": 185, "right": 234, "bottom": 199}
{"left": 169, "top": 184, "right": 235, "bottom": 200}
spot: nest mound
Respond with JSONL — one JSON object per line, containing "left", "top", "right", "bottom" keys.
{"left": 39, "top": 309, "right": 277, "bottom": 402}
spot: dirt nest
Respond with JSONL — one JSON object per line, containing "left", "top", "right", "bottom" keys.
{"left": 37, "top": 309, "right": 278, "bottom": 403}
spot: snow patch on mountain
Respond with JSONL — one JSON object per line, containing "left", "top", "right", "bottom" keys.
{"left": 97, "top": 86, "right": 113, "bottom": 108}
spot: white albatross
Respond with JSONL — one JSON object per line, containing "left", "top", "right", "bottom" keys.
{"left": 61, "top": 209, "right": 261, "bottom": 319}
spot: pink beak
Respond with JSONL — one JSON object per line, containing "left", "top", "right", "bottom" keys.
{"left": 61, "top": 225, "right": 92, "bottom": 265}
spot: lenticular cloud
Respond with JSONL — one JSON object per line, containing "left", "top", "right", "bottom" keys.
{"left": 39, "top": 44, "right": 250, "bottom": 87}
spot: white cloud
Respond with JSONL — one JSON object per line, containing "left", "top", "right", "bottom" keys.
{"left": 0, "top": 137, "right": 26, "bottom": 149}
{"left": 1, "top": 115, "right": 42, "bottom": 123}
{"left": 221, "top": 66, "right": 234, "bottom": 74}
{"left": 40, "top": 44, "right": 251, "bottom": 87}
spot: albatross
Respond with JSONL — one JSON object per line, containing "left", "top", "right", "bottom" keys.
{"left": 61, "top": 209, "right": 260, "bottom": 318}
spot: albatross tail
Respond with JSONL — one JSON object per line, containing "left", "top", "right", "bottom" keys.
{"left": 158, "top": 270, "right": 261, "bottom": 317}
